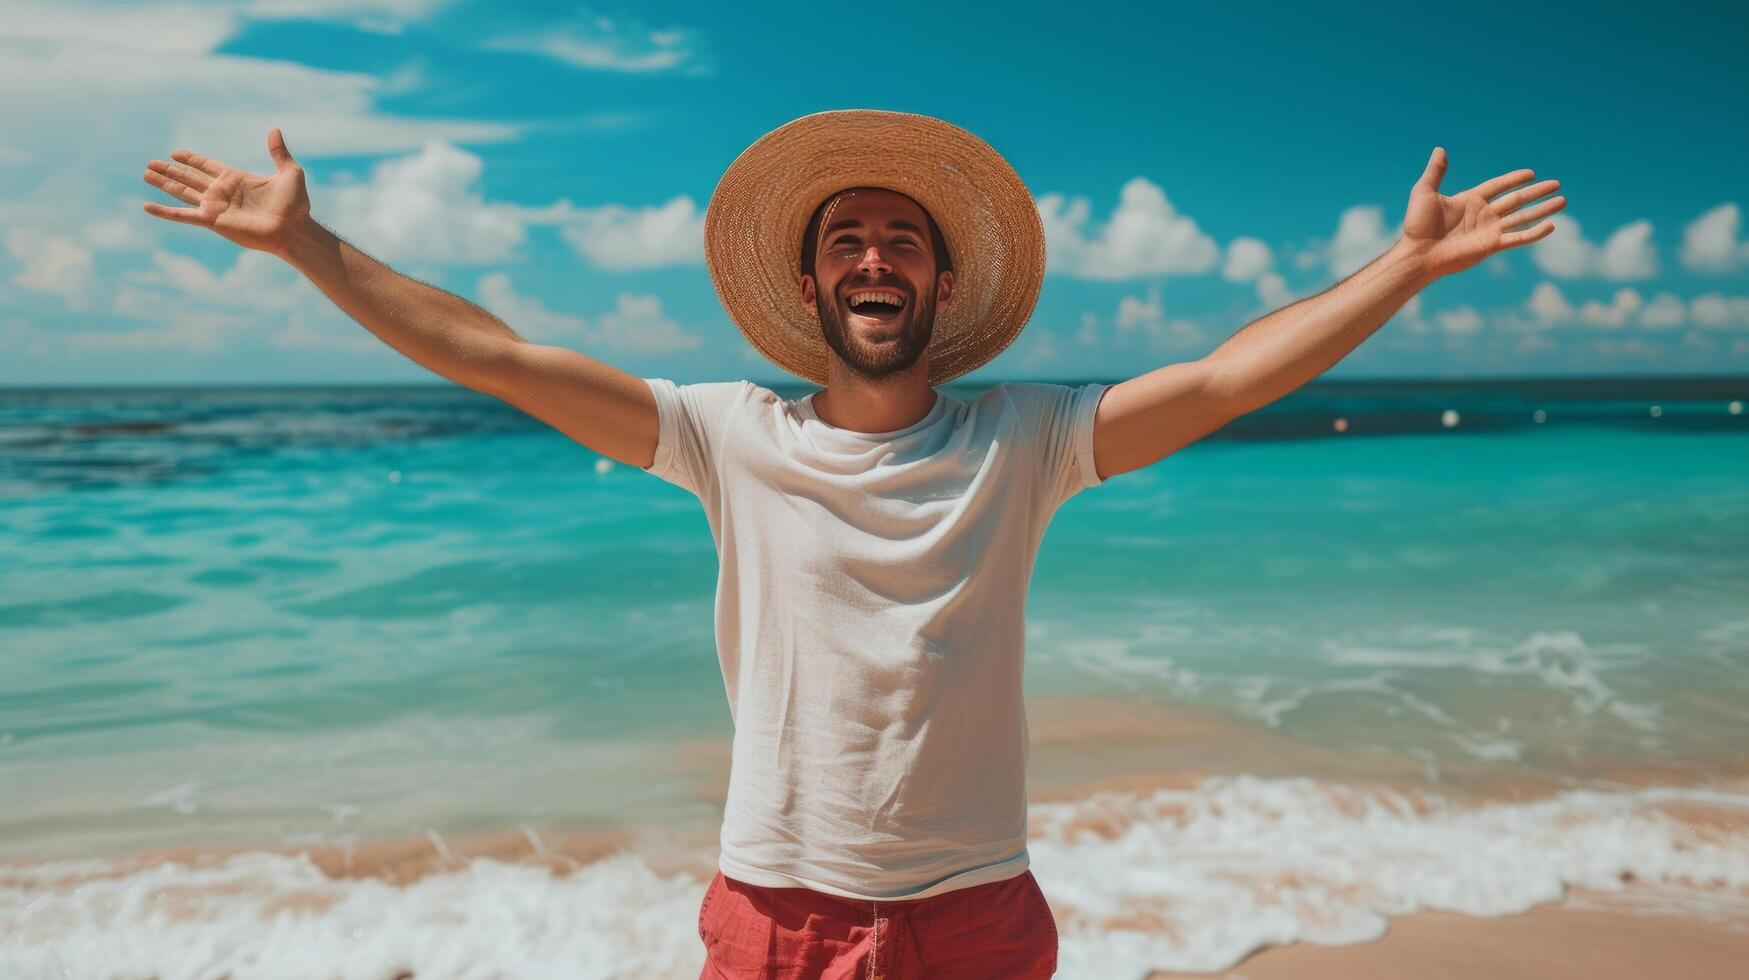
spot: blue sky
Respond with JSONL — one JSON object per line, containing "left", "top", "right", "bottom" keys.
{"left": 3, "top": 0, "right": 1747, "bottom": 386}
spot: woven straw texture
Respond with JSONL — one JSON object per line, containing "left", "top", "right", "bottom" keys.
{"left": 703, "top": 109, "right": 1046, "bottom": 386}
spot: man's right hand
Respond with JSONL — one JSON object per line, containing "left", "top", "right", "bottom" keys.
{"left": 141, "top": 128, "right": 310, "bottom": 257}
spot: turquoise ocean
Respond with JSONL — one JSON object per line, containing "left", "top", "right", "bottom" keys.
{"left": 4, "top": 377, "right": 1748, "bottom": 977}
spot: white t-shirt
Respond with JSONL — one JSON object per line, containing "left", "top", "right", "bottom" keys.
{"left": 640, "top": 376, "right": 1110, "bottom": 900}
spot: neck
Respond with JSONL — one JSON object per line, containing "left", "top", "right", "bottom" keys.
{"left": 814, "top": 361, "right": 938, "bottom": 434}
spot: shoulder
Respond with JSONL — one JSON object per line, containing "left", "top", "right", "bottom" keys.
{"left": 650, "top": 378, "right": 761, "bottom": 410}
{"left": 978, "top": 381, "right": 1077, "bottom": 418}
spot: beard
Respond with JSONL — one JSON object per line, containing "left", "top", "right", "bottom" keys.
{"left": 816, "top": 283, "right": 938, "bottom": 380}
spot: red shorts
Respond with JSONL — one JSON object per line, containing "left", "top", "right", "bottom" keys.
{"left": 696, "top": 868, "right": 1059, "bottom": 979}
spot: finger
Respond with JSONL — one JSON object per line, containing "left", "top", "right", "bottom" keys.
{"left": 1417, "top": 146, "right": 1447, "bottom": 191}
{"left": 170, "top": 148, "right": 236, "bottom": 178}
{"left": 1469, "top": 168, "right": 1537, "bottom": 201}
{"left": 141, "top": 167, "right": 202, "bottom": 206}
{"left": 1503, "top": 195, "right": 1567, "bottom": 231}
{"left": 267, "top": 127, "right": 297, "bottom": 172}
{"left": 141, "top": 201, "right": 211, "bottom": 226}
{"left": 147, "top": 158, "right": 212, "bottom": 193}
{"left": 1500, "top": 220, "right": 1558, "bottom": 249}
{"left": 1490, "top": 179, "right": 1560, "bottom": 216}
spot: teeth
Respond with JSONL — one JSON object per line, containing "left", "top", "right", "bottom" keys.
{"left": 848, "top": 290, "right": 904, "bottom": 308}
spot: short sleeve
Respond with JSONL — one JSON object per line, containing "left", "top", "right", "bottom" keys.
{"left": 641, "top": 378, "right": 753, "bottom": 499}
{"left": 999, "top": 381, "right": 1111, "bottom": 514}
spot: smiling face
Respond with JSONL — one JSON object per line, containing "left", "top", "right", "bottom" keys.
{"left": 800, "top": 187, "right": 954, "bottom": 380}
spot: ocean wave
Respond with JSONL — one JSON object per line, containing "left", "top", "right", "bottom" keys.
{"left": 1045, "top": 617, "right": 1745, "bottom": 775}
{"left": 5, "top": 776, "right": 1746, "bottom": 979}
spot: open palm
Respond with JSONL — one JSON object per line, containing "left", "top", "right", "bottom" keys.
{"left": 1402, "top": 147, "right": 1566, "bottom": 279}
{"left": 140, "top": 128, "right": 310, "bottom": 256}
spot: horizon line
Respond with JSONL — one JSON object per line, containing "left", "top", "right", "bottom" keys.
{"left": 4, "top": 372, "right": 1749, "bottom": 392}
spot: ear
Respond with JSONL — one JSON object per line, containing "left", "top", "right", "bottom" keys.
{"left": 800, "top": 273, "right": 817, "bottom": 315}
{"left": 935, "top": 270, "right": 954, "bottom": 311}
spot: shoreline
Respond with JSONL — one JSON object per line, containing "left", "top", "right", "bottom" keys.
{"left": 6, "top": 692, "right": 1748, "bottom": 977}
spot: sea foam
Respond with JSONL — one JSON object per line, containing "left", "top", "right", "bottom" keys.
{"left": 5, "top": 776, "right": 1746, "bottom": 979}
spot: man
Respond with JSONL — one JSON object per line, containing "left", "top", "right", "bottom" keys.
{"left": 141, "top": 109, "right": 1563, "bottom": 978}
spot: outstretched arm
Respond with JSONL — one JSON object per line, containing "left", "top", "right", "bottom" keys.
{"left": 1090, "top": 147, "right": 1566, "bottom": 481}
{"left": 141, "top": 129, "right": 660, "bottom": 469}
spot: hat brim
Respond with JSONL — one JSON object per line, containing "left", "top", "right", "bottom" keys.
{"left": 703, "top": 110, "right": 1045, "bottom": 387}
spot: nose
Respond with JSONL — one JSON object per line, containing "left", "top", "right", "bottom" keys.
{"left": 856, "top": 246, "right": 892, "bottom": 277}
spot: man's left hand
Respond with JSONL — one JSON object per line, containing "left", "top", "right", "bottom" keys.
{"left": 1401, "top": 147, "right": 1566, "bottom": 280}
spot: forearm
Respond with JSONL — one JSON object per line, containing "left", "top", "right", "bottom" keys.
{"left": 1206, "top": 237, "right": 1435, "bottom": 416}
{"left": 275, "top": 216, "right": 523, "bottom": 389}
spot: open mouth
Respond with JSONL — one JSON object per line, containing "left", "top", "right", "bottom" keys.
{"left": 844, "top": 288, "right": 908, "bottom": 322}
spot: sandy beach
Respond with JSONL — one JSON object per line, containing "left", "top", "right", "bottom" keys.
{"left": 1147, "top": 891, "right": 1749, "bottom": 980}
{"left": 7, "top": 693, "right": 1747, "bottom": 978}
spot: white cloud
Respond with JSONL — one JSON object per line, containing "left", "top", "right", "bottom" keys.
{"left": 0, "top": 4, "right": 523, "bottom": 166}
{"left": 1638, "top": 292, "right": 1687, "bottom": 330}
{"left": 1075, "top": 311, "right": 1100, "bottom": 348}
{"left": 324, "top": 140, "right": 527, "bottom": 265}
{"left": 1533, "top": 216, "right": 1658, "bottom": 280}
{"left": 1491, "top": 282, "right": 1749, "bottom": 334}
{"left": 1036, "top": 177, "right": 1220, "bottom": 280}
{"left": 591, "top": 293, "right": 703, "bottom": 353}
{"left": 1515, "top": 332, "right": 1558, "bottom": 354}
{"left": 1116, "top": 290, "right": 1161, "bottom": 333}
{"left": 470, "top": 278, "right": 707, "bottom": 354}
{"left": 2, "top": 2, "right": 236, "bottom": 54}
{"left": 1526, "top": 281, "right": 1574, "bottom": 325}
{"left": 1113, "top": 287, "right": 1204, "bottom": 349}
{"left": 1288, "top": 244, "right": 1325, "bottom": 271}
{"left": 1690, "top": 293, "right": 1749, "bottom": 330}
{"left": 88, "top": 246, "right": 374, "bottom": 353}
{"left": 1220, "top": 235, "right": 1295, "bottom": 307}
{"left": 145, "top": 135, "right": 703, "bottom": 273}
{"left": 5, "top": 228, "right": 95, "bottom": 309}
{"left": 74, "top": 310, "right": 242, "bottom": 352}
{"left": 1680, "top": 203, "right": 1749, "bottom": 274}
{"left": 483, "top": 9, "right": 706, "bottom": 74}
{"left": 475, "top": 271, "right": 586, "bottom": 344}
{"left": 1598, "top": 221, "right": 1658, "bottom": 280}
{"left": 1255, "top": 271, "right": 1295, "bottom": 308}
{"left": 0, "top": 0, "right": 529, "bottom": 347}
{"left": 1682, "top": 330, "right": 1719, "bottom": 354}
{"left": 1588, "top": 336, "right": 1665, "bottom": 361}
{"left": 119, "top": 248, "right": 310, "bottom": 314}
{"left": 1327, "top": 205, "right": 1400, "bottom": 278}
{"left": 242, "top": 0, "right": 454, "bottom": 32}
{"left": 541, "top": 195, "right": 706, "bottom": 270}
{"left": 81, "top": 213, "right": 156, "bottom": 251}
{"left": 1394, "top": 294, "right": 1429, "bottom": 335}
{"left": 176, "top": 110, "right": 520, "bottom": 166}
{"left": 1533, "top": 217, "right": 1593, "bottom": 278}
{"left": 269, "top": 317, "right": 384, "bottom": 352}
{"left": 1285, "top": 204, "right": 1403, "bottom": 281}
{"left": 1577, "top": 288, "right": 1644, "bottom": 329}
{"left": 1, "top": 0, "right": 451, "bottom": 48}
{"left": 1434, "top": 305, "right": 1484, "bottom": 336}
{"left": 1006, "top": 327, "right": 1063, "bottom": 371}
{"left": 1222, "top": 237, "right": 1273, "bottom": 282}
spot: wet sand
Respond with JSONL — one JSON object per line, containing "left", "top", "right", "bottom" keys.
{"left": 1146, "top": 888, "right": 1749, "bottom": 980}
{"left": 7, "top": 691, "right": 1747, "bottom": 977}
{"left": 1021, "top": 694, "right": 1749, "bottom": 979}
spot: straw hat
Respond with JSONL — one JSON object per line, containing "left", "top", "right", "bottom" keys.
{"left": 703, "top": 109, "right": 1046, "bottom": 387}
